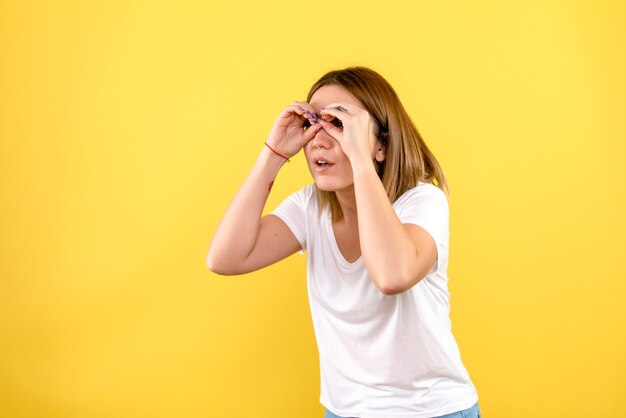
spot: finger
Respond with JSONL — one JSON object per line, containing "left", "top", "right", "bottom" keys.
{"left": 319, "top": 105, "right": 347, "bottom": 122}
{"left": 277, "top": 105, "right": 301, "bottom": 123}
{"left": 291, "top": 100, "right": 315, "bottom": 112}
{"left": 280, "top": 108, "right": 315, "bottom": 131}
{"left": 302, "top": 121, "right": 323, "bottom": 146}
{"left": 294, "top": 101, "right": 318, "bottom": 116}
{"left": 286, "top": 103, "right": 309, "bottom": 119}
{"left": 290, "top": 101, "right": 319, "bottom": 124}
{"left": 317, "top": 119, "right": 342, "bottom": 142}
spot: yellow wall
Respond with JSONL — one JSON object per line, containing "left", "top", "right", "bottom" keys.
{"left": 1, "top": 1, "right": 624, "bottom": 417}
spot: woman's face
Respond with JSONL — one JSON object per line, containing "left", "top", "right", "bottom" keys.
{"left": 304, "top": 85, "right": 382, "bottom": 194}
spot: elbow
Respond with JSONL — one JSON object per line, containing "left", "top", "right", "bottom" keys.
{"left": 378, "top": 282, "right": 406, "bottom": 296}
{"left": 206, "top": 252, "right": 239, "bottom": 276}
{"left": 379, "top": 286, "right": 401, "bottom": 296}
{"left": 369, "top": 256, "right": 433, "bottom": 295}
{"left": 206, "top": 259, "right": 224, "bottom": 275}
{"left": 376, "top": 271, "right": 425, "bottom": 296}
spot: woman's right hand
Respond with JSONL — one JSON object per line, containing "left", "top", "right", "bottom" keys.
{"left": 265, "top": 101, "right": 323, "bottom": 159}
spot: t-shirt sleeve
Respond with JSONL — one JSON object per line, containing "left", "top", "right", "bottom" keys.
{"left": 270, "top": 186, "right": 310, "bottom": 254}
{"left": 395, "top": 185, "right": 449, "bottom": 262}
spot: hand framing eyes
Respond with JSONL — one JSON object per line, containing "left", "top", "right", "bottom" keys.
{"left": 318, "top": 103, "right": 379, "bottom": 163}
{"left": 266, "top": 101, "right": 324, "bottom": 160}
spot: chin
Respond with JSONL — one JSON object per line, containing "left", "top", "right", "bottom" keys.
{"left": 313, "top": 181, "right": 335, "bottom": 192}
{"left": 311, "top": 177, "right": 352, "bottom": 193}
{"left": 307, "top": 165, "right": 354, "bottom": 192}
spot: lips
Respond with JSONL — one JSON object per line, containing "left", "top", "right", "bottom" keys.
{"left": 312, "top": 155, "right": 335, "bottom": 171}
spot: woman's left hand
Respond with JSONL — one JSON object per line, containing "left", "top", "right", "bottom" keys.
{"left": 318, "top": 103, "right": 379, "bottom": 163}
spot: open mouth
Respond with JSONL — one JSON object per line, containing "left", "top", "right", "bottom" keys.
{"left": 313, "top": 158, "right": 335, "bottom": 171}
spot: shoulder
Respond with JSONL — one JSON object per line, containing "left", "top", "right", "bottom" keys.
{"left": 393, "top": 181, "right": 448, "bottom": 209}
{"left": 294, "top": 183, "right": 317, "bottom": 202}
{"left": 301, "top": 182, "right": 317, "bottom": 198}
{"left": 280, "top": 183, "right": 318, "bottom": 209}
{"left": 393, "top": 182, "right": 450, "bottom": 245}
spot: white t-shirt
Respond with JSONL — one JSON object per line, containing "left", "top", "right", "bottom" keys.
{"left": 271, "top": 181, "right": 478, "bottom": 418}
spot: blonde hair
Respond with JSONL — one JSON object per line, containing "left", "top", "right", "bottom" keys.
{"left": 306, "top": 66, "right": 449, "bottom": 222}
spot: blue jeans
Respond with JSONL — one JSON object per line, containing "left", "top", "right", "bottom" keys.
{"left": 323, "top": 401, "right": 481, "bottom": 418}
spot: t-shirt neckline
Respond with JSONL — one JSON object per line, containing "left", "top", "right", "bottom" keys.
{"left": 325, "top": 213, "right": 363, "bottom": 269}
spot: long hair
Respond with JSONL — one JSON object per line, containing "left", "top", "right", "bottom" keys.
{"left": 306, "top": 66, "right": 449, "bottom": 222}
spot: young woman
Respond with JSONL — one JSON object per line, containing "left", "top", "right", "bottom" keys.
{"left": 206, "top": 66, "right": 480, "bottom": 418}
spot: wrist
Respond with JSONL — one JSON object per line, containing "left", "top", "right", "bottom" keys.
{"left": 264, "top": 142, "right": 291, "bottom": 162}
{"left": 349, "top": 152, "right": 376, "bottom": 173}
{"left": 260, "top": 144, "right": 289, "bottom": 169}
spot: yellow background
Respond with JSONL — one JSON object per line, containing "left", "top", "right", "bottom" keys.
{"left": 1, "top": 1, "right": 625, "bottom": 417}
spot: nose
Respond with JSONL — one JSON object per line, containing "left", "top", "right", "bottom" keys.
{"left": 310, "top": 128, "right": 334, "bottom": 149}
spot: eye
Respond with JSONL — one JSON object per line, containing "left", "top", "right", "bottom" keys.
{"left": 332, "top": 118, "right": 343, "bottom": 128}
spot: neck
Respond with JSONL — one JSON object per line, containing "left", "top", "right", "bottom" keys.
{"left": 335, "top": 186, "right": 358, "bottom": 224}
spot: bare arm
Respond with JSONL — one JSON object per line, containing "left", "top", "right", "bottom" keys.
{"left": 317, "top": 104, "right": 437, "bottom": 295}
{"left": 206, "top": 101, "right": 322, "bottom": 275}
{"left": 206, "top": 147, "right": 299, "bottom": 275}
{"left": 351, "top": 159, "right": 438, "bottom": 295}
